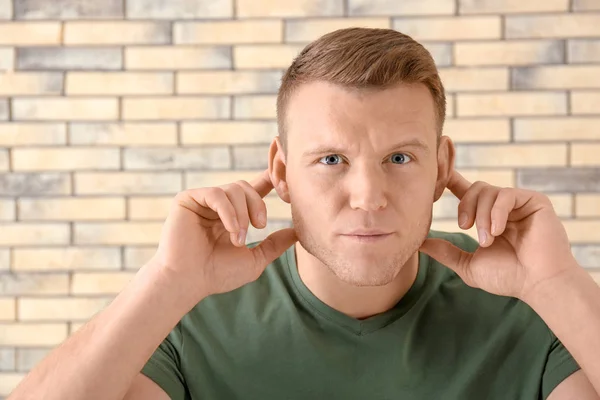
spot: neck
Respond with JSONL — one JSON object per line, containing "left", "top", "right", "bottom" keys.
{"left": 294, "top": 243, "right": 420, "bottom": 320}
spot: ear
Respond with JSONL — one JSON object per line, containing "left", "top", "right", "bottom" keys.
{"left": 268, "top": 136, "right": 291, "bottom": 204}
{"left": 434, "top": 135, "right": 455, "bottom": 202}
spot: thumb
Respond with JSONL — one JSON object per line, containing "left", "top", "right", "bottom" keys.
{"left": 251, "top": 228, "right": 298, "bottom": 270}
{"left": 419, "top": 238, "right": 472, "bottom": 276}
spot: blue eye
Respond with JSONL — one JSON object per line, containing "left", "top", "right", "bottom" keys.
{"left": 319, "top": 154, "right": 343, "bottom": 165}
{"left": 390, "top": 153, "right": 411, "bottom": 164}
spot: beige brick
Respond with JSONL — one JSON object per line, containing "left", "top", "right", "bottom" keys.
{"left": 12, "top": 148, "right": 120, "bottom": 171}
{"left": 19, "top": 197, "right": 125, "bottom": 221}
{"left": 0, "top": 72, "right": 62, "bottom": 95}
{"left": 70, "top": 322, "right": 86, "bottom": 334}
{"left": 185, "top": 171, "right": 260, "bottom": 189}
{"left": 69, "top": 123, "right": 177, "bottom": 146}
{"left": 433, "top": 193, "right": 459, "bottom": 219}
{"left": 459, "top": 0, "right": 568, "bottom": 13}
{"left": 457, "top": 92, "right": 567, "bottom": 117}
{"left": 264, "top": 197, "right": 291, "bottom": 219}
{"left": 0, "top": 298, "right": 15, "bottom": 321}
{"left": 0, "top": 198, "right": 15, "bottom": 220}
{"left": 66, "top": 72, "right": 173, "bottom": 95}
{"left": 455, "top": 40, "right": 564, "bottom": 66}
{"left": 237, "top": 0, "right": 343, "bottom": 17}
{"left": 547, "top": 195, "right": 573, "bottom": 218}
{"left": 64, "top": 22, "right": 170, "bottom": 45}
{"left": 127, "top": 0, "right": 231, "bottom": 19}
{"left": 0, "top": 273, "right": 69, "bottom": 295}
{"left": 0, "top": 148, "right": 7, "bottom": 171}
{"left": 505, "top": 14, "right": 600, "bottom": 39}
{"left": 572, "top": 144, "right": 600, "bottom": 167}
{"left": 568, "top": 40, "right": 600, "bottom": 63}
{"left": 456, "top": 144, "right": 567, "bottom": 168}
{"left": 174, "top": 20, "right": 282, "bottom": 44}
{"left": 285, "top": 18, "right": 390, "bottom": 42}
{"left": 247, "top": 219, "right": 293, "bottom": 243}
{"left": 512, "top": 66, "right": 600, "bottom": 89}
{"left": 19, "top": 297, "right": 112, "bottom": 321}
{"left": 0, "top": 249, "right": 8, "bottom": 270}
{"left": 75, "top": 172, "right": 181, "bottom": 195}
{"left": 177, "top": 71, "right": 280, "bottom": 95}
{"left": 0, "top": 373, "right": 25, "bottom": 396}
{"left": 0, "top": 323, "right": 67, "bottom": 345}
{"left": 0, "top": 48, "right": 13, "bottom": 70}
{"left": 12, "top": 247, "right": 121, "bottom": 271}
{"left": 564, "top": 220, "right": 600, "bottom": 243}
{"left": 234, "top": 95, "right": 277, "bottom": 119}
{"left": 0, "top": 224, "right": 69, "bottom": 245}
{"left": 124, "top": 147, "right": 230, "bottom": 170}
{"left": 0, "top": 0, "right": 12, "bottom": 19}
{"left": 75, "top": 222, "right": 162, "bottom": 245}
{"left": 0, "top": 123, "right": 66, "bottom": 146}
{"left": 0, "top": 98, "right": 7, "bottom": 120}
{"left": 393, "top": 16, "right": 501, "bottom": 41}
{"left": 128, "top": 196, "right": 171, "bottom": 220}
{"left": 573, "top": 0, "right": 600, "bottom": 10}
{"left": 349, "top": 0, "right": 454, "bottom": 15}
{"left": 72, "top": 272, "right": 136, "bottom": 295}
{"left": 443, "top": 119, "right": 510, "bottom": 143}
{"left": 122, "top": 97, "right": 230, "bottom": 120}
{"left": 571, "top": 92, "right": 600, "bottom": 115}
{"left": 234, "top": 45, "right": 304, "bottom": 69}
{"left": 591, "top": 271, "right": 600, "bottom": 286}
{"left": 0, "top": 23, "right": 61, "bottom": 46}
{"left": 577, "top": 194, "right": 600, "bottom": 217}
{"left": 12, "top": 98, "right": 118, "bottom": 121}
{"left": 514, "top": 118, "right": 600, "bottom": 141}
{"left": 446, "top": 94, "right": 455, "bottom": 118}
{"left": 439, "top": 68, "right": 508, "bottom": 92}
{"left": 125, "top": 46, "right": 231, "bottom": 70}
{"left": 124, "top": 247, "right": 156, "bottom": 269}
{"left": 181, "top": 121, "right": 277, "bottom": 145}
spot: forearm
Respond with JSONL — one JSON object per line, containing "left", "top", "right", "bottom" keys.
{"left": 9, "top": 262, "right": 199, "bottom": 400}
{"left": 524, "top": 264, "right": 600, "bottom": 396}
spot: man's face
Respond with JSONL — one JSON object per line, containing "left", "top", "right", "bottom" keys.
{"left": 281, "top": 81, "right": 444, "bottom": 287}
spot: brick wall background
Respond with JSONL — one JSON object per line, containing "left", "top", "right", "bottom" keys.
{"left": 0, "top": 0, "right": 599, "bottom": 395}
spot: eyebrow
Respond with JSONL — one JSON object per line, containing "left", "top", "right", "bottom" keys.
{"left": 302, "top": 138, "right": 431, "bottom": 158}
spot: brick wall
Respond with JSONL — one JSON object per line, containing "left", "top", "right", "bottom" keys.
{"left": 0, "top": 0, "right": 600, "bottom": 395}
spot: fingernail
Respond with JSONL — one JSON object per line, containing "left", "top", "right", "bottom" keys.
{"left": 478, "top": 229, "right": 487, "bottom": 245}
{"left": 238, "top": 229, "right": 246, "bottom": 245}
{"left": 491, "top": 221, "right": 497, "bottom": 235}
{"left": 459, "top": 213, "right": 468, "bottom": 227}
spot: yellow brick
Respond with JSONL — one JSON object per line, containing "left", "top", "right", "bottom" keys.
{"left": 181, "top": 121, "right": 277, "bottom": 145}
{"left": 577, "top": 194, "right": 600, "bottom": 217}
{"left": 0, "top": 298, "right": 15, "bottom": 321}
{"left": 234, "top": 45, "right": 304, "bottom": 69}
{"left": 237, "top": 0, "right": 343, "bottom": 17}
{"left": 128, "top": 196, "right": 171, "bottom": 220}
{"left": 0, "top": 123, "right": 66, "bottom": 146}
{"left": 66, "top": 72, "right": 174, "bottom": 95}
{"left": 234, "top": 95, "right": 276, "bottom": 119}
{"left": 69, "top": 123, "right": 177, "bottom": 146}
{"left": 443, "top": 119, "right": 510, "bottom": 143}
{"left": 12, "top": 247, "right": 121, "bottom": 271}
{"left": 514, "top": 118, "right": 600, "bottom": 141}
{"left": 285, "top": 18, "right": 390, "bottom": 42}
{"left": 125, "top": 46, "right": 231, "bottom": 70}
{"left": 124, "top": 247, "right": 157, "bottom": 269}
{"left": 64, "top": 22, "right": 169, "bottom": 45}
{"left": 19, "top": 298, "right": 112, "bottom": 321}
{"left": 572, "top": 144, "right": 600, "bottom": 167}
{"left": 12, "top": 148, "right": 120, "bottom": 171}
{"left": 455, "top": 40, "right": 563, "bottom": 66}
{"left": 19, "top": 197, "right": 125, "bottom": 221}
{"left": 439, "top": 68, "right": 508, "bottom": 92}
{"left": 459, "top": 0, "right": 568, "bottom": 13}
{"left": 177, "top": 71, "right": 280, "bottom": 94}
{"left": 456, "top": 144, "right": 567, "bottom": 168}
{"left": 264, "top": 197, "right": 291, "bottom": 219}
{"left": 564, "top": 220, "right": 600, "bottom": 243}
{"left": 174, "top": 20, "right": 282, "bottom": 44}
{"left": 0, "top": 373, "right": 25, "bottom": 396}
{"left": 75, "top": 172, "right": 182, "bottom": 195}
{"left": 185, "top": 171, "right": 261, "bottom": 189}
{"left": 457, "top": 92, "right": 567, "bottom": 117}
{"left": 71, "top": 272, "right": 136, "bottom": 295}
{"left": 506, "top": 14, "right": 600, "bottom": 39}
{"left": 0, "top": 72, "right": 62, "bottom": 95}
{"left": 547, "top": 194, "right": 573, "bottom": 218}
{"left": 514, "top": 66, "right": 600, "bottom": 89}
{"left": 393, "top": 16, "right": 501, "bottom": 41}
{"left": 0, "top": 198, "right": 15, "bottom": 221}
{"left": 0, "top": 323, "right": 67, "bottom": 345}
{"left": 12, "top": 98, "right": 118, "bottom": 121}
{"left": 0, "top": 23, "right": 61, "bottom": 46}
{"left": 122, "top": 97, "right": 230, "bottom": 120}
{"left": 571, "top": 91, "right": 600, "bottom": 115}
{"left": 75, "top": 222, "right": 162, "bottom": 245}
{"left": 0, "top": 224, "right": 69, "bottom": 245}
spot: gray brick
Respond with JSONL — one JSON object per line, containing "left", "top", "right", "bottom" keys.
{"left": 15, "top": 0, "right": 123, "bottom": 19}
{"left": 568, "top": 40, "right": 600, "bottom": 63}
{"left": 0, "top": 199, "right": 15, "bottom": 221}
{"left": 246, "top": 219, "right": 293, "bottom": 244}
{"left": 0, "top": 173, "right": 71, "bottom": 196}
{"left": 573, "top": 0, "right": 600, "bottom": 10}
{"left": 16, "top": 348, "right": 51, "bottom": 371}
{"left": 124, "top": 148, "right": 231, "bottom": 170}
{"left": 423, "top": 43, "right": 452, "bottom": 67}
{"left": 511, "top": 67, "right": 536, "bottom": 89}
{"left": 0, "top": 149, "right": 7, "bottom": 171}
{"left": 573, "top": 246, "right": 600, "bottom": 268}
{"left": 518, "top": 168, "right": 600, "bottom": 192}
{"left": 0, "top": 49, "right": 13, "bottom": 71}
{"left": 0, "top": 348, "right": 15, "bottom": 371}
{"left": 349, "top": 0, "right": 454, "bottom": 15}
{"left": 74, "top": 172, "right": 181, "bottom": 195}
{"left": 233, "top": 145, "right": 269, "bottom": 170}
{"left": 0, "top": 0, "right": 12, "bottom": 19}
{"left": 127, "top": 0, "right": 232, "bottom": 19}
{"left": 0, "top": 273, "right": 69, "bottom": 295}
{"left": 0, "top": 250, "right": 8, "bottom": 271}
{"left": 124, "top": 247, "right": 155, "bottom": 270}
{"left": 17, "top": 48, "right": 122, "bottom": 71}
{"left": 0, "top": 99, "right": 7, "bottom": 121}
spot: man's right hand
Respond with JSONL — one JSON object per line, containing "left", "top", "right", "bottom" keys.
{"left": 148, "top": 169, "right": 298, "bottom": 304}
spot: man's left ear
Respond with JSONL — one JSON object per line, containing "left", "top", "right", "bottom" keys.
{"left": 434, "top": 135, "right": 455, "bottom": 201}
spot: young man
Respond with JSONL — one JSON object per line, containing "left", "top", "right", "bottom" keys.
{"left": 9, "top": 28, "right": 600, "bottom": 400}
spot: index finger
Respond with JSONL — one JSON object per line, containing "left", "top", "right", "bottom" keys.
{"left": 446, "top": 170, "right": 472, "bottom": 200}
{"left": 250, "top": 169, "right": 275, "bottom": 198}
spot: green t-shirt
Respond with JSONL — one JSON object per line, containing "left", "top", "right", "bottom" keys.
{"left": 141, "top": 230, "right": 580, "bottom": 399}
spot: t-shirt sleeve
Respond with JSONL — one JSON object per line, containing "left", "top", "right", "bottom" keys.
{"left": 541, "top": 332, "right": 581, "bottom": 399}
{"left": 141, "top": 323, "right": 188, "bottom": 400}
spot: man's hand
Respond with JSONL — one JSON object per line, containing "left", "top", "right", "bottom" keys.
{"left": 419, "top": 170, "right": 578, "bottom": 301}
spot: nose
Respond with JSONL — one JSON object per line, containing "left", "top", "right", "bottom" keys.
{"left": 347, "top": 165, "right": 388, "bottom": 212}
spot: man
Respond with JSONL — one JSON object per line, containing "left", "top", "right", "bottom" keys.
{"left": 9, "top": 28, "right": 600, "bottom": 399}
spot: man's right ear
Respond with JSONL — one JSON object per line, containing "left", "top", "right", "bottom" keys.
{"left": 268, "top": 136, "right": 291, "bottom": 204}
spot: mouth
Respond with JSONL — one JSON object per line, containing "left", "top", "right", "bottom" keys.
{"left": 340, "top": 233, "right": 393, "bottom": 242}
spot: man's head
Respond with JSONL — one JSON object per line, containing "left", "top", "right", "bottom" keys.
{"left": 269, "top": 27, "right": 455, "bottom": 287}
